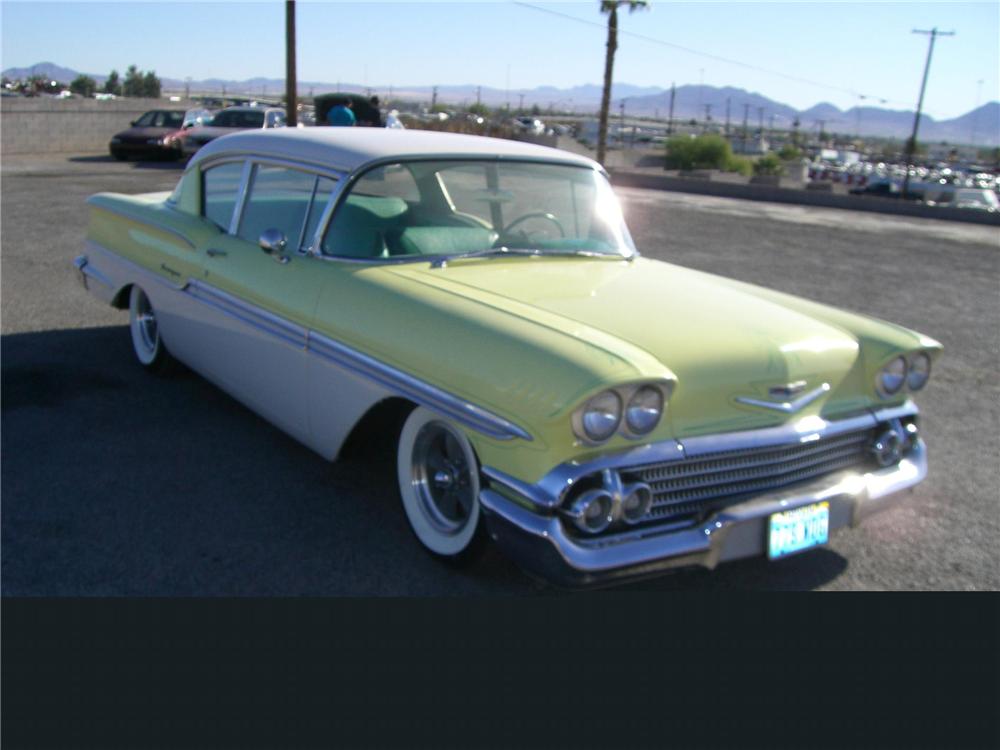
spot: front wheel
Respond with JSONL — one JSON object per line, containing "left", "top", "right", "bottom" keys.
{"left": 128, "top": 286, "right": 175, "bottom": 374}
{"left": 397, "top": 407, "right": 484, "bottom": 561}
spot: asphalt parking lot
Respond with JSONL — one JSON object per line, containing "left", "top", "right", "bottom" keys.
{"left": 2, "top": 152, "right": 998, "bottom": 594}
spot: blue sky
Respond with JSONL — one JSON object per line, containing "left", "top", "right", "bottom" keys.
{"left": 2, "top": 1, "right": 997, "bottom": 119}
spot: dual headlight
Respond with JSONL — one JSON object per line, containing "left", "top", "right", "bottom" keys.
{"left": 573, "top": 383, "right": 669, "bottom": 444}
{"left": 877, "top": 351, "right": 932, "bottom": 398}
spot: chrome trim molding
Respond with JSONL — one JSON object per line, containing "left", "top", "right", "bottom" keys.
{"left": 86, "top": 200, "right": 196, "bottom": 249}
{"left": 486, "top": 402, "right": 920, "bottom": 512}
{"left": 735, "top": 382, "right": 831, "bottom": 413}
{"left": 308, "top": 331, "right": 533, "bottom": 442}
{"left": 185, "top": 280, "right": 308, "bottom": 349}
{"left": 196, "top": 152, "right": 349, "bottom": 183}
{"left": 480, "top": 440, "right": 927, "bottom": 585}
{"left": 229, "top": 160, "right": 254, "bottom": 235}
{"left": 73, "top": 254, "right": 114, "bottom": 290}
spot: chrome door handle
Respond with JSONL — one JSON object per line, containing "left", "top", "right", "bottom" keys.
{"left": 206, "top": 248, "right": 228, "bottom": 258}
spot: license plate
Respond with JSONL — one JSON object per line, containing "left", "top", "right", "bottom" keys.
{"left": 768, "top": 501, "right": 830, "bottom": 559}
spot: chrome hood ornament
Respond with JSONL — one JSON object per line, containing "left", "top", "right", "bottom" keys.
{"left": 735, "top": 382, "right": 831, "bottom": 414}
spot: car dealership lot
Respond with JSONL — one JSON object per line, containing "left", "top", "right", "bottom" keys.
{"left": 2, "top": 153, "right": 997, "bottom": 594}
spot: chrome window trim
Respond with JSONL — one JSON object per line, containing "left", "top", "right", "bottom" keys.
{"left": 487, "top": 402, "right": 920, "bottom": 511}
{"left": 85, "top": 200, "right": 196, "bottom": 249}
{"left": 295, "top": 175, "right": 320, "bottom": 253}
{"left": 229, "top": 160, "right": 254, "bottom": 235}
{"left": 197, "top": 152, "right": 348, "bottom": 183}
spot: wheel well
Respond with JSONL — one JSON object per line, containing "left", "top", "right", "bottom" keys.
{"left": 338, "top": 397, "right": 417, "bottom": 460}
{"left": 111, "top": 284, "right": 132, "bottom": 310}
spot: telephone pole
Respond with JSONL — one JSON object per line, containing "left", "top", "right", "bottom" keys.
{"left": 902, "top": 28, "right": 954, "bottom": 198}
{"left": 284, "top": 1, "right": 297, "bottom": 127}
{"left": 724, "top": 96, "right": 731, "bottom": 137}
{"left": 666, "top": 82, "right": 676, "bottom": 136}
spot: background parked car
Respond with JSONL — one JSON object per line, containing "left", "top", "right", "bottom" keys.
{"left": 182, "top": 105, "right": 285, "bottom": 155}
{"left": 108, "top": 108, "right": 202, "bottom": 161}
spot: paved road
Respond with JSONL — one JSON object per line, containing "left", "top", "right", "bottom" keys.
{"left": 2, "top": 153, "right": 997, "bottom": 594}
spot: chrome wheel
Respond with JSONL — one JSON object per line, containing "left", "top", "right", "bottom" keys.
{"left": 397, "top": 407, "right": 481, "bottom": 557}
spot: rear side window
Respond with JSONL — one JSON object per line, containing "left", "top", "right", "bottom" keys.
{"left": 202, "top": 161, "right": 246, "bottom": 230}
{"left": 237, "top": 166, "right": 335, "bottom": 250}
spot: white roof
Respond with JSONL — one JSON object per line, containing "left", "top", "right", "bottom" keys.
{"left": 189, "top": 127, "right": 599, "bottom": 174}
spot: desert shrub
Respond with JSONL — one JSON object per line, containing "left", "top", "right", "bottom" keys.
{"left": 778, "top": 145, "right": 802, "bottom": 161}
{"left": 753, "top": 153, "right": 785, "bottom": 176}
{"left": 665, "top": 134, "right": 733, "bottom": 170}
{"left": 726, "top": 155, "right": 752, "bottom": 176}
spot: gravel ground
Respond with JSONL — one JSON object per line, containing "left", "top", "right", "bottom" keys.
{"left": 2, "top": 152, "right": 997, "bottom": 594}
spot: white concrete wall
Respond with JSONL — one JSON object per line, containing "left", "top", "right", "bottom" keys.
{"left": 1, "top": 97, "right": 198, "bottom": 155}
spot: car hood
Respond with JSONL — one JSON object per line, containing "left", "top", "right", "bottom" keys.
{"left": 384, "top": 256, "right": 919, "bottom": 438}
{"left": 185, "top": 126, "right": 253, "bottom": 141}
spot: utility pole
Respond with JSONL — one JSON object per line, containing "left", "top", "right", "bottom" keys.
{"left": 284, "top": 0, "right": 297, "bottom": 126}
{"left": 476, "top": 86, "right": 481, "bottom": 107}
{"left": 703, "top": 103, "right": 712, "bottom": 133}
{"left": 742, "top": 103, "right": 749, "bottom": 153}
{"left": 667, "top": 82, "right": 676, "bottom": 136}
{"left": 518, "top": 92, "right": 525, "bottom": 112}
{"left": 431, "top": 86, "right": 438, "bottom": 111}
{"left": 620, "top": 99, "right": 626, "bottom": 149}
{"left": 902, "top": 27, "right": 955, "bottom": 198}
{"left": 724, "top": 96, "right": 731, "bottom": 137}
{"left": 757, "top": 106, "right": 764, "bottom": 135}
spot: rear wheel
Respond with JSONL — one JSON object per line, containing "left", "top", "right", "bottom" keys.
{"left": 111, "top": 149, "right": 127, "bottom": 161}
{"left": 128, "top": 286, "right": 175, "bottom": 374}
{"left": 397, "top": 407, "right": 484, "bottom": 561}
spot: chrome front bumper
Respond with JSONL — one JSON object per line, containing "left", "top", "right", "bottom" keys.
{"left": 480, "top": 439, "right": 926, "bottom": 586}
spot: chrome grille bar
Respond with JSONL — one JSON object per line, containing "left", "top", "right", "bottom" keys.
{"left": 621, "top": 428, "right": 874, "bottom": 526}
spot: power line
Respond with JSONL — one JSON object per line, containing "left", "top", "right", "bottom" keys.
{"left": 512, "top": 1, "right": 910, "bottom": 108}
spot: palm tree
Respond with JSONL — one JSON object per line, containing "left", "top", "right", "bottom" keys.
{"left": 597, "top": 1, "right": 648, "bottom": 166}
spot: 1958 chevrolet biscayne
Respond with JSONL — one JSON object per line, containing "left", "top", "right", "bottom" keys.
{"left": 75, "top": 128, "right": 941, "bottom": 585}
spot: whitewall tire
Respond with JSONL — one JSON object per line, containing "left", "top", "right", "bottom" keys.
{"left": 128, "top": 286, "right": 174, "bottom": 374}
{"left": 397, "top": 407, "right": 483, "bottom": 559}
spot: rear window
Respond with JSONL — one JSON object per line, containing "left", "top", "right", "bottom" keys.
{"left": 211, "top": 110, "right": 265, "bottom": 128}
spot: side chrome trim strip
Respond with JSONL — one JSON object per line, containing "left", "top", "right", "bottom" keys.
{"left": 308, "top": 331, "right": 533, "bottom": 442}
{"left": 185, "top": 280, "right": 308, "bottom": 350}
{"left": 86, "top": 200, "right": 196, "bottom": 249}
{"left": 735, "top": 382, "right": 831, "bottom": 413}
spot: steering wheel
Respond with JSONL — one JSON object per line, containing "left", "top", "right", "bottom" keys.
{"left": 498, "top": 212, "right": 566, "bottom": 244}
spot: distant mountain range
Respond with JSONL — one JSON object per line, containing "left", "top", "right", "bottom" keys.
{"left": 5, "top": 61, "right": 998, "bottom": 146}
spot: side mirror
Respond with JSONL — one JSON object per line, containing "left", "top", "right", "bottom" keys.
{"left": 259, "top": 228, "right": 289, "bottom": 264}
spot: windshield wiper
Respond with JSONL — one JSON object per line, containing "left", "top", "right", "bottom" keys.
{"left": 429, "top": 246, "right": 632, "bottom": 269}
{"left": 428, "top": 246, "right": 537, "bottom": 268}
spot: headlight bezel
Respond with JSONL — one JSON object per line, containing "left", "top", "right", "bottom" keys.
{"left": 876, "top": 351, "right": 934, "bottom": 399}
{"left": 906, "top": 351, "right": 932, "bottom": 391}
{"left": 572, "top": 381, "right": 672, "bottom": 445}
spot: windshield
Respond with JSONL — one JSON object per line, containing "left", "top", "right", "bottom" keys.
{"left": 321, "top": 159, "right": 634, "bottom": 261}
{"left": 210, "top": 110, "right": 266, "bottom": 128}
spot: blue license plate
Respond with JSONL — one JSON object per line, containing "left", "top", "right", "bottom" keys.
{"left": 768, "top": 501, "right": 830, "bottom": 559}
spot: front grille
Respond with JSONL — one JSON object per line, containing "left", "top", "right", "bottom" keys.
{"left": 621, "top": 427, "right": 876, "bottom": 527}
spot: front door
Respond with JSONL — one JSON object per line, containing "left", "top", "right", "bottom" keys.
{"left": 189, "top": 161, "right": 338, "bottom": 446}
